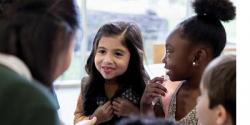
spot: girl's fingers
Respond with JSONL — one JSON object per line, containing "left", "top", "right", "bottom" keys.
{"left": 113, "top": 111, "right": 120, "bottom": 117}
{"left": 148, "top": 90, "right": 164, "bottom": 97}
{"left": 146, "top": 84, "right": 167, "bottom": 96}
{"left": 151, "top": 83, "right": 167, "bottom": 92}
{"left": 112, "top": 101, "right": 119, "bottom": 107}
{"left": 114, "top": 97, "right": 122, "bottom": 101}
{"left": 112, "top": 104, "right": 119, "bottom": 111}
{"left": 102, "top": 101, "right": 111, "bottom": 109}
{"left": 106, "top": 103, "right": 112, "bottom": 111}
{"left": 113, "top": 98, "right": 121, "bottom": 104}
{"left": 150, "top": 77, "right": 165, "bottom": 83}
{"left": 107, "top": 107, "right": 113, "bottom": 115}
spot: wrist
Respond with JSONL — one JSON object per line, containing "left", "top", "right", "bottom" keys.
{"left": 140, "top": 103, "right": 153, "bottom": 115}
{"left": 132, "top": 107, "right": 140, "bottom": 114}
{"left": 89, "top": 115, "right": 100, "bottom": 125}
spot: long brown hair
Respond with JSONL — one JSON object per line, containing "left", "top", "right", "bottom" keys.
{"left": 82, "top": 21, "right": 148, "bottom": 115}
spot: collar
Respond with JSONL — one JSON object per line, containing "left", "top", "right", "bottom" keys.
{"left": 0, "top": 53, "right": 32, "bottom": 80}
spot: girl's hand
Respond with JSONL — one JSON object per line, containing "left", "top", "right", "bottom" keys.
{"left": 141, "top": 77, "right": 167, "bottom": 104}
{"left": 75, "top": 117, "right": 97, "bottom": 125}
{"left": 91, "top": 101, "right": 113, "bottom": 124}
{"left": 112, "top": 97, "right": 139, "bottom": 117}
{"left": 140, "top": 77, "right": 167, "bottom": 114}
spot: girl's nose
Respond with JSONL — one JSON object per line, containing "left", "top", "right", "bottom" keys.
{"left": 161, "top": 54, "right": 166, "bottom": 64}
{"left": 103, "top": 54, "right": 114, "bottom": 64}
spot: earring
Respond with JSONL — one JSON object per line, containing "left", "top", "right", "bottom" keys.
{"left": 192, "top": 62, "right": 196, "bottom": 66}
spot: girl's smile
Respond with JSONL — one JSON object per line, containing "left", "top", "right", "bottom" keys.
{"left": 101, "top": 66, "right": 115, "bottom": 75}
{"left": 95, "top": 36, "right": 130, "bottom": 80}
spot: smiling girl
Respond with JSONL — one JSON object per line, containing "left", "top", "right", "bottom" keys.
{"left": 74, "top": 21, "right": 149, "bottom": 125}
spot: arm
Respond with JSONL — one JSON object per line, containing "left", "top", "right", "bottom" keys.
{"left": 74, "top": 94, "right": 88, "bottom": 124}
{"left": 74, "top": 77, "right": 91, "bottom": 124}
{"left": 74, "top": 93, "right": 113, "bottom": 125}
{"left": 75, "top": 117, "right": 97, "bottom": 125}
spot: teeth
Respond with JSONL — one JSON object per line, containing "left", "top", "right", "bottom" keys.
{"left": 102, "top": 67, "right": 113, "bottom": 72}
{"left": 105, "top": 67, "right": 111, "bottom": 70}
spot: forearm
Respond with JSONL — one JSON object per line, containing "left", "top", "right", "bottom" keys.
{"left": 74, "top": 94, "right": 87, "bottom": 124}
{"left": 140, "top": 102, "right": 154, "bottom": 116}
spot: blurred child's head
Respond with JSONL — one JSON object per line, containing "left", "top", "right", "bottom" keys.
{"left": 196, "top": 55, "right": 236, "bottom": 125}
{"left": 116, "top": 117, "right": 181, "bottom": 125}
{"left": 161, "top": 0, "right": 235, "bottom": 81}
{"left": 0, "top": 0, "right": 79, "bottom": 86}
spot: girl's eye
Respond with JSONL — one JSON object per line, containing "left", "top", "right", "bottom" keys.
{"left": 165, "top": 49, "right": 171, "bottom": 56}
{"left": 115, "top": 52, "right": 124, "bottom": 57}
{"left": 97, "top": 49, "right": 106, "bottom": 54}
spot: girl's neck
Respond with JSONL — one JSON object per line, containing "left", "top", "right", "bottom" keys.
{"left": 181, "top": 74, "right": 201, "bottom": 91}
{"left": 105, "top": 79, "right": 118, "bottom": 85}
{"left": 104, "top": 79, "right": 119, "bottom": 99}
{"left": 181, "top": 66, "right": 206, "bottom": 90}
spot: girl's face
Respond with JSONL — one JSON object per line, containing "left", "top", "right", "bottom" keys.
{"left": 196, "top": 83, "right": 217, "bottom": 125}
{"left": 162, "top": 30, "right": 194, "bottom": 81}
{"left": 94, "top": 36, "right": 130, "bottom": 80}
{"left": 54, "top": 36, "right": 75, "bottom": 80}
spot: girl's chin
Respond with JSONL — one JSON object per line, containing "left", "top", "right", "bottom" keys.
{"left": 101, "top": 74, "right": 115, "bottom": 80}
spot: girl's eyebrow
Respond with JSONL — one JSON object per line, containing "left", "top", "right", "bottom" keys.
{"left": 113, "top": 49, "right": 126, "bottom": 53}
{"left": 97, "top": 46, "right": 127, "bottom": 53}
{"left": 97, "top": 46, "right": 106, "bottom": 50}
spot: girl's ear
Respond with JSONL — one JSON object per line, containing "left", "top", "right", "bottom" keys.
{"left": 214, "top": 105, "right": 228, "bottom": 125}
{"left": 192, "top": 47, "right": 209, "bottom": 66}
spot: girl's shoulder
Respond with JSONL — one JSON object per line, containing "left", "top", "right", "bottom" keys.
{"left": 179, "top": 108, "right": 198, "bottom": 125}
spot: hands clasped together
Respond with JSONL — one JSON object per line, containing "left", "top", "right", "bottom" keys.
{"left": 91, "top": 97, "right": 139, "bottom": 124}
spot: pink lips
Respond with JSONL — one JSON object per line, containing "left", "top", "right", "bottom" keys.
{"left": 101, "top": 66, "right": 114, "bottom": 74}
{"left": 164, "top": 65, "right": 170, "bottom": 75}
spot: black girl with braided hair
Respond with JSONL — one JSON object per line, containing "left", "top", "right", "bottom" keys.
{"left": 141, "top": 0, "right": 236, "bottom": 124}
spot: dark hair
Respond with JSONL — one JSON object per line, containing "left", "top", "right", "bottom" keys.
{"left": 177, "top": 0, "right": 236, "bottom": 58}
{"left": 0, "top": 0, "right": 79, "bottom": 87}
{"left": 202, "top": 55, "right": 236, "bottom": 125}
{"left": 82, "top": 21, "right": 148, "bottom": 115}
{"left": 116, "top": 117, "right": 181, "bottom": 125}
